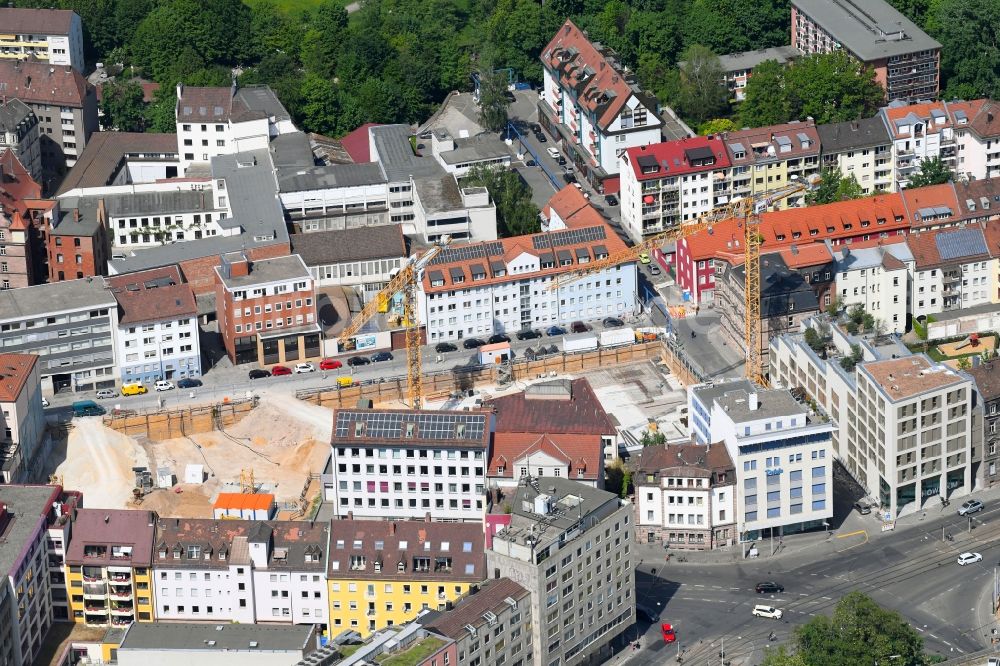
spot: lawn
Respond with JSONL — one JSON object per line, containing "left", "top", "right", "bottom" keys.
{"left": 376, "top": 637, "right": 446, "bottom": 666}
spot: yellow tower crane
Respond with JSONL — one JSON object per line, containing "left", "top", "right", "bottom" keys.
{"left": 336, "top": 236, "right": 451, "bottom": 409}
{"left": 548, "top": 175, "right": 819, "bottom": 385}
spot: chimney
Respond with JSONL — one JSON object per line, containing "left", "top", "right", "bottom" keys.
{"left": 425, "top": 512, "right": 432, "bottom": 522}
{"left": 748, "top": 392, "right": 758, "bottom": 411}
{"left": 389, "top": 522, "right": 395, "bottom": 535}
{"left": 224, "top": 253, "right": 250, "bottom": 278}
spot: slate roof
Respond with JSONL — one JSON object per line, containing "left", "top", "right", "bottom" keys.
{"left": 291, "top": 225, "right": 407, "bottom": 267}
{"left": 723, "top": 120, "right": 820, "bottom": 166}
{"left": 64, "top": 509, "right": 156, "bottom": 567}
{"left": 422, "top": 578, "right": 529, "bottom": 639}
{"left": 729, "top": 252, "right": 820, "bottom": 316}
{"left": 816, "top": 117, "right": 891, "bottom": 153}
{"left": 56, "top": 132, "right": 178, "bottom": 196}
{"left": 0, "top": 59, "right": 91, "bottom": 108}
{"left": 0, "top": 99, "right": 34, "bottom": 132}
{"left": 487, "top": 378, "right": 614, "bottom": 435}
{"left": 630, "top": 442, "right": 735, "bottom": 480}
{"left": 791, "top": 0, "right": 940, "bottom": 61}
{"left": 0, "top": 354, "right": 38, "bottom": 403}
{"left": 0, "top": 7, "right": 76, "bottom": 34}
{"left": 106, "top": 266, "right": 197, "bottom": 326}
{"left": 966, "top": 361, "right": 1000, "bottom": 401}
{"left": 0, "top": 485, "right": 61, "bottom": 578}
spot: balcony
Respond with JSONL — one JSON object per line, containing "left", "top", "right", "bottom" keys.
{"left": 83, "top": 604, "right": 108, "bottom": 613}
{"left": 109, "top": 589, "right": 133, "bottom": 600}
{"left": 82, "top": 574, "right": 103, "bottom": 583}
{"left": 108, "top": 575, "right": 131, "bottom": 586}
{"left": 110, "top": 606, "right": 134, "bottom": 616}
{"left": 82, "top": 585, "right": 107, "bottom": 598}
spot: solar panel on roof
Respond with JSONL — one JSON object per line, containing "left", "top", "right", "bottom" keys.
{"left": 431, "top": 241, "right": 504, "bottom": 265}
{"left": 531, "top": 226, "right": 606, "bottom": 250}
{"left": 334, "top": 411, "right": 486, "bottom": 442}
{"left": 936, "top": 228, "right": 988, "bottom": 261}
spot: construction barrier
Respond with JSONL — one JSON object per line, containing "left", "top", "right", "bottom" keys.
{"left": 102, "top": 396, "right": 258, "bottom": 440}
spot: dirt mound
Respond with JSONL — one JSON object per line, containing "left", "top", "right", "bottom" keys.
{"left": 225, "top": 400, "right": 322, "bottom": 448}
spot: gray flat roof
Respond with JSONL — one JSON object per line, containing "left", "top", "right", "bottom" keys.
{"left": 290, "top": 225, "right": 407, "bottom": 266}
{"left": 50, "top": 197, "right": 103, "bottom": 237}
{"left": 438, "top": 135, "right": 512, "bottom": 165}
{"left": 370, "top": 124, "right": 444, "bottom": 182}
{"left": 717, "top": 46, "right": 802, "bottom": 72}
{"left": 502, "top": 477, "right": 621, "bottom": 552}
{"left": 792, "top": 0, "right": 941, "bottom": 60}
{"left": 691, "top": 379, "right": 755, "bottom": 408}
{"left": 269, "top": 131, "right": 316, "bottom": 172}
{"left": 0, "top": 277, "right": 115, "bottom": 322}
{"left": 218, "top": 254, "right": 310, "bottom": 289}
{"left": 0, "top": 486, "right": 56, "bottom": 578}
{"left": 278, "top": 162, "right": 386, "bottom": 193}
{"left": 105, "top": 189, "right": 217, "bottom": 217}
{"left": 816, "top": 116, "right": 892, "bottom": 153}
{"left": 413, "top": 175, "right": 465, "bottom": 215}
{"left": 234, "top": 86, "right": 291, "bottom": 122}
{"left": 716, "top": 387, "right": 807, "bottom": 423}
{"left": 119, "top": 622, "right": 313, "bottom": 652}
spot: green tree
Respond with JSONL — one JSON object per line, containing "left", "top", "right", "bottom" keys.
{"left": 739, "top": 59, "right": 790, "bottom": 127}
{"left": 462, "top": 165, "right": 541, "bottom": 237}
{"left": 298, "top": 74, "right": 340, "bottom": 136}
{"left": 675, "top": 44, "right": 728, "bottom": 124}
{"left": 930, "top": 0, "right": 1000, "bottom": 100}
{"left": 803, "top": 327, "right": 824, "bottom": 353}
{"left": 640, "top": 430, "right": 666, "bottom": 447}
{"left": 478, "top": 69, "right": 512, "bottom": 133}
{"left": 806, "top": 166, "right": 864, "bottom": 205}
{"left": 143, "top": 87, "right": 177, "bottom": 133}
{"left": 782, "top": 51, "right": 884, "bottom": 125}
{"left": 958, "top": 356, "right": 972, "bottom": 370}
{"left": 299, "top": 1, "right": 348, "bottom": 78}
{"left": 698, "top": 118, "right": 738, "bottom": 136}
{"left": 99, "top": 80, "right": 146, "bottom": 132}
{"left": 680, "top": 0, "right": 789, "bottom": 55}
{"left": 907, "top": 156, "right": 953, "bottom": 188}
{"left": 620, "top": 467, "right": 632, "bottom": 499}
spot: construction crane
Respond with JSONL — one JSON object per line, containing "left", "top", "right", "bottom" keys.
{"left": 337, "top": 236, "right": 451, "bottom": 409}
{"left": 549, "top": 175, "right": 819, "bottom": 385}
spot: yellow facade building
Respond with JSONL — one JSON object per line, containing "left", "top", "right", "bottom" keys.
{"left": 725, "top": 121, "right": 822, "bottom": 210}
{"left": 64, "top": 509, "right": 156, "bottom": 626}
{"left": 327, "top": 519, "right": 485, "bottom": 637}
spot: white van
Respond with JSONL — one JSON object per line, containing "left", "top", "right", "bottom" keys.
{"left": 546, "top": 146, "right": 560, "bottom": 160}
{"left": 752, "top": 605, "right": 783, "bottom": 619}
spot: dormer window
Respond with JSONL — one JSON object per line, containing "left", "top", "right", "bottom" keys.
{"left": 187, "top": 546, "right": 201, "bottom": 559}
{"left": 349, "top": 555, "right": 366, "bottom": 571}
{"left": 414, "top": 557, "right": 430, "bottom": 572}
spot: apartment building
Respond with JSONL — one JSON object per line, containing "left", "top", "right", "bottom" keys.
{"left": 115, "top": 623, "right": 320, "bottom": 666}
{"left": 0, "top": 151, "right": 44, "bottom": 289}
{"left": 103, "top": 190, "right": 227, "bottom": 249}
{"left": 539, "top": 20, "right": 664, "bottom": 192}
{"left": 486, "top": 476, "right": 634, "bottom": 666}
{"left": 486, "top": 378, "right": 615, "bottom": 488}
{"left": 107, "top": 267, "right": 200, "bottom": 385}
{"left": 423, "top": 577, "right": 532, "bottom": 666}
{"left": 771, "top": 330, "right": 979, "bottom": 518}
{"left": 967, "top": 360, "right": 1000, "bottom": 488}
{"left": 618, "top": 136, "right": 731, "bottom": 241}
{"left": 0, "top": 59, "right": 99, "bottom": 176}
{"left": 830, "top": 237, "right": 913, "bottom": 334}
{"left": 901, "top": 181, "right": 962, "bottom": 231}
{"left": 0, "top": 355, "right": 45, "bottom": 483}
{"left": 722, "top": 120, "right": 821, "bottom": 208}
{"left": 64, "top": 509, "right": 155, "bottom": 626}
{"left": 817, "top": 117, "right": 894, "bottom": 194}
{"left": 0, "top": 278, "right": 118, "bottom": 394}
{"left": 46, "top": 198, "right": 111, "bottom": 282}
{"left": 630, "top": 443, "right": 737, "bottom": 550}
{"left": 690, "top": 380, "right": 835, "bottom": 539}
{"left": 418, "top": 219, "right": 636, "bottom": 342}
{"left": 880, "top": 101, "right": 958, "bottom": 190}
{"left": 714, "top": 46, "right": 802, "bottom": 102}
{"left": 214, "top": 252, "right": 320, "bottom": 366}
{"left": 247, "top": 521, "right": 328, "bottom": 627}
{"left": 908, "top": 225, "right": 992, "bottom": 319}
{"left": 790, "top": 0, "right": 940, "bottom": 102}
{"left": 326, "top": 408, "right": 489, "bottom": 522}
{"left": 0, "top": 8, "right": 84, "bottom": 71}
{"left": 0, "top": 100, "right": 42, "bottom": 183}
{"left": 326, "top": 519, "right": 485, "bottom": 637}
{"left": 44, "top": 489, "right": 81, "bottom": 623}
{"left": 954, "top": 100, "right": 1000, "bottom": 181}
{"left": 278, "top": 158, "right": 390, "bottom": 233}
{"left": 0, "top": 484, "right": 61, "bottom": 666}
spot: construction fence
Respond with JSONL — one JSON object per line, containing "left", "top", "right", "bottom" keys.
{"left": 101, "top": 397, "right": 259, "bottom": 440}
{"left": 296, "top": 341, "right": 662, "bottom": 408}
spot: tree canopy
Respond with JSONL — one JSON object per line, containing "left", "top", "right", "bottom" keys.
{"left": 462, "top": 165, "right": 541, "bottom": 238}
{"left": 907, "top": 156, "right": 953, "bottom": 188}
{"left": 675, "top": 45, "right": 729, "bottom": 124}
{"left": 806, "top": 167, "right": 865, "bottom": 205}
{"left": 99, "top": 80, "right": 147, "bottom": 132}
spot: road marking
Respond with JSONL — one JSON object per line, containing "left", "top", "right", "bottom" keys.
{"left": 798, "top": 593, "right": 809, "bottom": 597}
{"left": 915, "top": 627, "right": 925, "bottom": 632}
{"left": 821, "top": 596, "right": 832, "bottom": 600}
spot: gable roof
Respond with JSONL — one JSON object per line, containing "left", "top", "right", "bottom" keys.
{"left": 955, "top": 178, "right": 1000, "bottom": 221}
{"left": 907, "top": 225, "right": 991, "bottom": 269}
{"left": 630, "top": 442, "right": 734, "bottom": 479}
{"left": 882, "top": 101, "right": 954, "bottom": 139}
{"left": 291, "top": 225, "right": 407, "bottom": 267}
{"left": 0, "top": 7, "right": 76, "bottom": 34}
{"left": 423, "top": 578, "right": 529, "bottom": 639}
{"left": 967, "top": 100, "right": 1000, "bottom": 139}
{"left": 777, "top": 243, "right": 833, "bottom": 269}
{"left": 339, "top": 123, "right": 381, "bottom": 163}
{"left": 107, "top": 266, "right": 197, "bottom": 326}
{"left": 0, "top": 354, "right": 37, "bottom": 403}
{"left": 56, "top": 132, "right": 178, "bottom": 196}
{"left": 488, "top": 432, "right": 602, "bottom": 480}
{"left": 901, "top": 182, "right": 960, "bottom": 228}
{"left": 0, "top": 59, "right": 91, "bottom": 108}
{"left": 722, "top": 120, "right": 820, "bottom": 166}
{"left": 816, "top": 117, "right": 891, "bottom": 153}
{"left": 64, "top": 509, "right": 156, "bottom": 566}
{"left": 623, "top": 136, "right": 731, "bottom": 182}
{"left": 487, "top": 377, "right": 615, "bottom": 435}
{"left": 0, "top": 149, "right": 41, "bottom": 223}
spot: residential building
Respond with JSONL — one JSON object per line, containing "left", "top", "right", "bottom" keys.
{"left": 619, "top": 136, "right": 732, "bottom": 241}
{"left": 954, "top": 100, "right": 1000, "bottom": 181}
{"left": 115, "top": 622, "right": 320, "bottom": 666}
{"left": 486, "top": 476, "right": 634, "bottom": 666}
{"left": 539, "top": 20, "right": 664, "bottom": 193}
{"left": 428, "top": 130, "right": 512, "bottom": 177}
{"left": 0, "top": 8, "right": 84, "bottom": 71}
{"left": 722, "top": 120, "right": 821, "bottom": 208}
{"left": 103, "top": 189, "right": 227, "bottom": 250}
{"left": 44, "top": 488, "right": 81, "bottom": 623}
{"left": 422, "top": 577, "right": 532, "bottom": 666}
{"left": 291, "top": 225, "right": 407, "bottom": 300}
{"left": 714, "top": 251, "right": 821, "bottom": 373}
{"left": 900, "top": 181, "right": 962, "bottom": 231}
{"left": 418, "top": 217, "right": 636, "bottom": 342}
{"left": 46, "top": 198, "right": 111, "bottom": 282}
{"left": 486, "top": 378, "right": 615, "bottom": 489}
{"left": 830, "top": 236, "right": 913, "bottom": 334}
{"left": 907, "top": 225, "right": 992, "bottom": 319}
{"left": 326, "top": 408, "right": 489, "bottom": 522}
{"left": 0, "top": 484, "right": 62, "bottom": 666}
{"left": 630, "top": 443, "right": 737, "bottom": 549}
{"left": 790, "top": 0, "right": 941, "bottom": 101}
{"left": 174, "top": 83, "right": 295, "bottom": 174}
{"left": 771, "top": 329, "right": 980, "bottom": 518}
{"left": 0, "top": 100, "right": 41, "bottom": 183}
{"left": 880, "top": 101, "right": 958, "bottom": 190}
{"left": 776, "top": 242, "right": 838, "bottom": 308}
{"left": 278, "top": 159, "right": 390, "bottom": 234}
{"left": 714, "top": 46, "right": 802, "bottom": 102}
{"left": 0, "top": 150, "right": 45, "bottom": 289}
{"left": 0, "top": 59, "right": 99, "bottom": 177}
{"left": 0, "top": 355, "right": 45, "bottom": 483}
{"left": 817, "top": 117, "right": 895, "bottom": 194}
{"left": 64, "top": 509, "right": 155, "bottom": 626}
{"left": 967, "top": 360, "right": 1000, "bottom": 488}
{"left": 56, "top": 132, "right": 179, "bottom": 198}
{"left": 326, "top": 518, "right": 485, "bottom": 637}
{"left": 690, "top": 380, "right": 835, "bottom": 539}
{"left": 954, "top": 178, "right": 1000, "bottom": 227}
{"left": 247, "top": 521, "right": 328, "bottom": 627}
{"left": 0, "top": 278, "right": 118, "bottom": 394}
{"left": 214, "top": 252, "right": 320, "bottom": 366}
{"left": 107, "top": 267, "right": 200, "bottom": 385}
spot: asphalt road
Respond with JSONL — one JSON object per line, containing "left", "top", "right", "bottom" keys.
{"left": 631, "top": 507, "right": 1000, "bottom": 665}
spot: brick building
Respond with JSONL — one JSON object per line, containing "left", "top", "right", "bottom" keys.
{"left": 46, "top": 197, "right": 110, "bottom": 281}
{"left": 0, "top": 150, "right": 45, "bottom": 289}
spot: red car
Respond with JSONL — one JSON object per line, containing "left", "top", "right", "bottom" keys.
{"left": 661, "top": 623, "right": 676, "bottom": 643}
{"left": 271, "top": 365, "right": 292, "bottom": 376}
{"left": 319, "top": 358, "right": 343, "bottom": 370}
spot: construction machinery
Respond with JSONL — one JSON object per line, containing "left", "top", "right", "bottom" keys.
{"left": 549, "top": 176, "right": 820, "bottom": 385}
{"left": 336, "top": 236, "right": 452, "bottom": 409}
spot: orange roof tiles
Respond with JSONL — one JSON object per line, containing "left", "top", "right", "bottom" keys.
{"left": 545, "top": 185, "right": 590, "bottom": 223}
{"left": 213, "top": 493, "right": 275, "bottom": 511}
{"left": 777, "top": 243, "right": 833, "bottom": 268}
{"left": 883, "top": 101, "right": 953, "bottom": 139}
{"left": 0, "top": 354, "right": 37, "bottom": 403}
{"left": 901, "top": 182, "right": 959, "bottom": 227}
{"left": 489, "top": 433, "right": 602, "bottom": 481}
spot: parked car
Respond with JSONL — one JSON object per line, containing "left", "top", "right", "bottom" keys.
{"left": 957, "top": 552, "right": 983, "bottom": 566}
{"left": 294, "top": 362, "right": 315, "bottom": 374}
{"left": 319, "top": 358, "right": 343, "bottom": 371}
{"left": 635, "top": 604, "right": 659, "bottom": 623}
{"left": 534, "top": 132, "right": 547, "bottom": 143}
{"left": 154, "top": 380, "right": 174, "bottom": 392}
{"left": 660, "top": 623, "right": 677, "bottom": 644}
{"left": 370, "top": 351, "right": 394, "bottom": 363}
{"left": 529, "top": 123, "right": 541, "bottom": 134}
{"left": 525, "top": 159, "right": 537, "bottom": 167}
{"left": 121, "top": 383, "right": 147, "bottom": 396}
{"left": 516, "top": 329, "right": 542, "bottom": 340}
{"left": 605, "top": 194, "right": 619, "bottom": 206}
{"left": 602, "top": 317, "right": 624, "bottom": 328}
{"left": 958, "top": 499, "right": 984, "bottom": 516}
{"left": 347, "top": 355, "right": 371, "bottom": 366}
{"left": 650, "top": 264, "right": 661, "bottom": 276}
{"left": 562, "top": 172, "right": 577, "bottom": 184}
{"left": 487, "top": 333, "right": 511, "bottom": 344}
{"left": 755, "top": 582, "right": 784, "bottom": 594}
{"left": 853, "top": 500, "right": 872, "bottom": 515}
{"left": 571, "top": 321, "right": 589, "bottom": 333}
{"left": 177, "top": 378, "right": 202, "bottom": 389}
{"left": 638, "top": 252, "right": 651, "bottom": 264}
{"left": 248, "top": 369, "right": 271, "bottom": 380}
{"left": 557, "top": 155, "right": 567, "bottom": 166}
{"left": 435, "top": 342, "right": 458, "bottom": 353}
{"left": 546, "top": 147, "right": 560, "bottom": 160}
{"left": 96, "top": 388, "right": 119, "bottom": 399}
{"left": 546, "top": 325, "right": 567, "bottom": 336}
{"left": 72, "top": 400, "right": 105, "bottom": 417}
{"left": 751, "top": 605, "right": 783, "bottom": 619}
{"left": 463, "top": 338, "right": 486, "bottom": 349}
{"left": 271, "top": 365, "right": 292, "bottom": 376}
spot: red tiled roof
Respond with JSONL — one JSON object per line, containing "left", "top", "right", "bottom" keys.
{"left": 423, "top": 578, "right": 530, "bottom": 639}
{"left": 883, "top": 101, "right": 952, "bottom": 139}
{"left": 901, "top": 182, "right": 960, "bottom": 227}
{"left": 340, "top": 123, "right": 381, "bottom": 163}
{"left": 488, "top": 433, "right": 603, "bottom": 480}
{"left": 630, "top": 442, "right": 734, "bottom": 478}
{"left": 0, "top": 59, "right": 91, "bottom": 108}
{"left": 906, "top": 225, "right": 991, "bottom": 269}
{"left": 777, "top": 243, "right": 833, "bottom": 269}
{"left": 0, "top": 354, "right": 37, "bottom": 403}
{"left": 65, "top": 509, "right": 156, "bottom": 566}
{"left": 176, "top": 86, "right": 232, "bottom": 122}
{"left": 624, "top": 136, "right": 731, "bottom": 182}
{"left": 487, "top": 377, "right": 615, "bottom": 435}
{"left": 545, "top": 185, "right": 607, "bottom": 229}
{"left": 722, "top": 120, "right": 820, "bottom": 165}
{"left": 0, "top": 7, "right": 76, "bottom": 34}
{"left": 968, "top": 100, "right": 1000, "bottom": 138}
{"left": 106, "top": 265, "right": 197, "bottom": 326}
{"left": 0, "top": 149, "right": 42, "bottom": 223}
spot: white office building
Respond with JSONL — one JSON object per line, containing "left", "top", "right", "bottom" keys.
{"left": 831, "top": 238, "right": 913, "bottom": 335}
